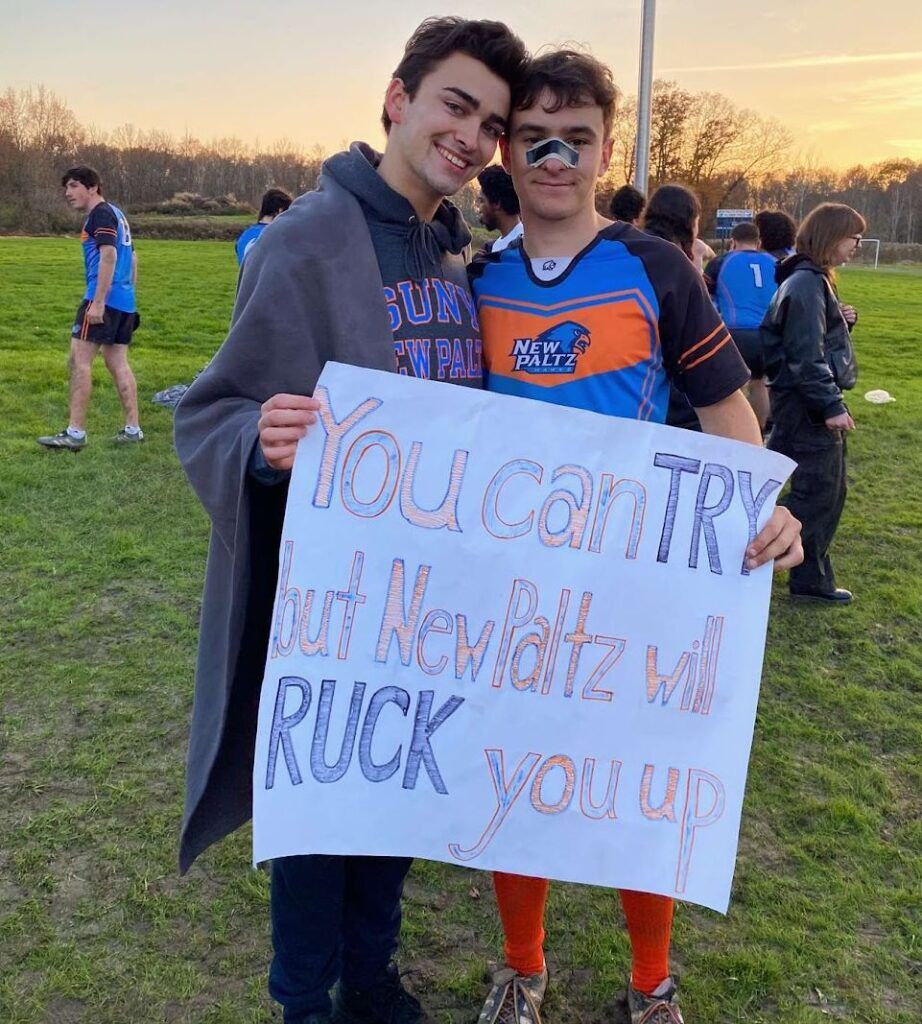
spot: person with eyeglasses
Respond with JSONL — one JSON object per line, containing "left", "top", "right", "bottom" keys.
{"left": 760, "top": 202, "right": 866, "bottom": 604}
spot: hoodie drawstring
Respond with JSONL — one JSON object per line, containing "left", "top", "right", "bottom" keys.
{"left": 406, "top": 216, "right": 445, "bottom": 279}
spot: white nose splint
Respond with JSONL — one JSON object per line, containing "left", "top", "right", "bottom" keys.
{"left": 525, "top": 137, "right": 580, "bottom": 169}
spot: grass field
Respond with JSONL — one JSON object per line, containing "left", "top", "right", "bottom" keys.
{"left": 0, "top": 237, "right": 920, "bottom": 1024}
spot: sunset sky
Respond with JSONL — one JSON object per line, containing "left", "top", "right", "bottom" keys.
{"left": 2, "top": 0, "right": 920, "bottom": 168}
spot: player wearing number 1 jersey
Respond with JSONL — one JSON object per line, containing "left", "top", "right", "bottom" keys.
{"left": 469, "top": 49, "right": 803, "bottom": 1024}
{"left": 38, "top": 165, "right": 142, "bottom": 450}
{"left": 703, "top": 221, "right": 779, "bottom": 429}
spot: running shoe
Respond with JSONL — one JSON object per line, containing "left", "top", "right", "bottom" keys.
{"left": 478, "top": 966, "right": 548, "bottom": 1024}
{"left": 37, "top": 430, "right": 86, "bottom": 451}
{"left": 627, "top": 977, "right": 685, "bottom": 1023}
{"left": 113, "top": 428, "right": 145, "bottom": 444}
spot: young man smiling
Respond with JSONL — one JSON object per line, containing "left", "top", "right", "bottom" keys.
{"left": 470, "top": 50, "right": 803, "bottom": 1024}
{"left": 174, "top": 18, "right": 527, "bottom": 1024}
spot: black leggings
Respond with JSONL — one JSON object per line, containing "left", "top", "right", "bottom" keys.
{"left": 768, "top": 393, "right": 847, "bottom": 594}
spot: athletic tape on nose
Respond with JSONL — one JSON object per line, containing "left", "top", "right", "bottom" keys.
{"left": 525, "top": 137, "right": 580, "bottom": 169}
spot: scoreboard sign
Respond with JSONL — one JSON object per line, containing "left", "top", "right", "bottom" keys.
{"left": 715, "top": 209, "right": 754, "bottom": 239}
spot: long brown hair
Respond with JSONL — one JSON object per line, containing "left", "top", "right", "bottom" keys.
{"left": 642, "top": 184, "right": 701, "bottom": 260}
{"left": 796, "top": 203, "right": 866, "bottom": 280}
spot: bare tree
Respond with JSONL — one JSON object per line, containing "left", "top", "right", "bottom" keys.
{"left": 1, "top": 82, "right": 919, "bottom": 244}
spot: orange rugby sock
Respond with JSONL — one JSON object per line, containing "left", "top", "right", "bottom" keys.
{"left": 619, "top": 889, "right": 675, "bottom": 995}
{"left": 493, "top": 871, "right": 549, "bottom": 976}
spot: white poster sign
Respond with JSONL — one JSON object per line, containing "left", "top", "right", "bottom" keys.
{"left": 253, "top": 363, "right": 793, "bottom": 912}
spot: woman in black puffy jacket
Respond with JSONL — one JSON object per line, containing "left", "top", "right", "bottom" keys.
{"left": 761, "top": 202, "right": 865, "bottom": 603}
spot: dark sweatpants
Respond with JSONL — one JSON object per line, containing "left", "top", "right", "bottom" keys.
{"left": 768, "top": 392, "right": 847, "bottom": 594}
{"left": 269, "top": 853, "right": 413, "bottom": 1021}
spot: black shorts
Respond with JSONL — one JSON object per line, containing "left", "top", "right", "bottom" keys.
{"left": 71, "top": 300, "right": 140, "bottom": 345}
{"left": 730, "top": 328, "right": 765, "bottom": 378}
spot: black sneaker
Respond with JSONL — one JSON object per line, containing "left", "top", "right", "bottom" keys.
{"left": 332, "top": 963, "right": 429, "bottom": 1024}
{"left": 790, "top": 587, "right": 853, "bottom": 605}
{"left": 37, "top": 429, "right": 86, "bottom": 451}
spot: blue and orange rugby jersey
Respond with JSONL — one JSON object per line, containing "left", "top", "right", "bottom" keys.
{"left": 470, "top": 222, "right": 749, "bottom": 422}
{"left": 81, "top": 202, "right": 136, "bottom": 313}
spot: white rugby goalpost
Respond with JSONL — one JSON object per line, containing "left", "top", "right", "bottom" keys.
{"left": 859, "top": 238, "right": 881, "bottom": 269}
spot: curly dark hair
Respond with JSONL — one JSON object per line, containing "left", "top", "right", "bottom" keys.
{"left": 381, "top": 18, "right": 529, "bottom": 132}
{"left": 477, "top": 165, "right": 520, "bottom": 215}
{"left": 610, "top": 184, "right": 646, "bottom": 222}
{"left": 755, "top": 210, "right": 797, "bottom": 254}
{"left": 642, "top": 184, "right": 701, "bottom": 259}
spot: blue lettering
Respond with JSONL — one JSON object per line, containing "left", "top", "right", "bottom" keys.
{"left": 432, "top": 278, "right": 462, "bottom": 324}
{"left": 383, "top": 286, "right": 401, "bottom": 332}
{"left": 402, "top": 690, "right": 465, "bottom": 794}
{"left": 435, "top": 339, "right": 452, "bottom": 378}
{"left": 456, "top": 287, "right": 479, "bottom": 331}
{"left": 690, "top": 463, "right": 734, "bottom": 574}
{"left": 405, "top": 339, "right": 431, "bottom": 379}
{"left": 265, "top": 676, "right": 312, "bottom": 789}
{"left": 654, "top": 454, "right": 702, "bottom": 563}
{"left": 450, "top": 338, "right": 466, "bottom": 379}
{"left": 310, "top": 679, "right": 366, "bottom": 783}
{"left": 397, "top": 279, "right": 433, "bottom": 326}
{"left": 359, "top": 685, "right": 410, "bottom": 783}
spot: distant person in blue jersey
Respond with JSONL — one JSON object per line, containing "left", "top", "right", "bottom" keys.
{"left": 476, "top": 165, "right": 522, "bottom": 254}
{"left": 609, "top": 183, "right": 645, "bottom": 225}
{"left": 703, "top": 221, "right": 779, "bottom": 429}
{"left": 235, "top": 188, "right": 292, "bottom": 265}
{"left": 38, "top": 166, "right": 141, "bottom": 450}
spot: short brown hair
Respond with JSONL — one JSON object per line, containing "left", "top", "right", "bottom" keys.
{"left": 731, "top": 222, "right": 759, "bottom": 244}
{"left": 514, "top": 49, "right": 619, "bottom": 137}
{"left": 796, "top": 203, "right": 866, "bottom": 273}
{"left": 61, "top": 165, "right": 102, "bottom": 192}
{"left": 381, "top": 17, "right": 528, "bottom": 132}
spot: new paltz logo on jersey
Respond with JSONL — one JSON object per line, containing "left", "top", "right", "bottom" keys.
{"left": 510, "top": 320, "right": 591, "bottom": 374}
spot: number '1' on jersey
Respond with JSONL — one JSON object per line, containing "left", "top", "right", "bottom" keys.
{"left": 712, "top": 250, "right": 778, "bottom": 330}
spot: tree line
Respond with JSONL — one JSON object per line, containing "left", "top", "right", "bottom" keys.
{"left": 1, "top": 83, "right": 920, "bottom": 244}
{"left": 0, "top": 86, "right": 325, "bottom": 232}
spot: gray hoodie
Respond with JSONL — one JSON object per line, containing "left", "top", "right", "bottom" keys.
{"left": 325, "top": 142, "right": 483, "bottom": 387}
